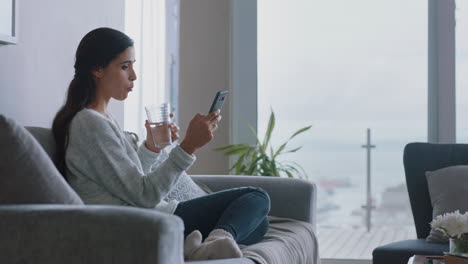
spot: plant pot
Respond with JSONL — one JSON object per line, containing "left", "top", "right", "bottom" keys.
{"left": 450, "top": 238, "right": 468, "bottom": 254}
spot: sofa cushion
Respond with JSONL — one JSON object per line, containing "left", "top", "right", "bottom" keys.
{"left": 241, "top": 216, "right": 318, "bottom": 264}
{"left": 139, "top": 147, "right": 209, "bottom": 202}
{"left": 0, "top": 115, "right": 83, "bottom": 204}
{"left": 425, "top": 165, "right": 468, "bottom": 243}
{"left": 164, "top": 171, "right": 209, "bottom": 202}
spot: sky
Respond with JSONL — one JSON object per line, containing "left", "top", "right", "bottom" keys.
{"left": 258, "top": 0, "right": 427, "bottom": 143}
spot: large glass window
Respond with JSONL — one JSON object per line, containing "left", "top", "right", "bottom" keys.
{"left": 258, "top": 0, "right": 426, "bottom": 259}
{"left": 124, "top": 0, "right": 168, "bottom": 139}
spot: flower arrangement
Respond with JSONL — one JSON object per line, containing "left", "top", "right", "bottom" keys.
{"left": 431, "top": 210, "right": 468, "bottom": 239}
{"left": 430, "top": 210, "right": 468, "bottom": 253}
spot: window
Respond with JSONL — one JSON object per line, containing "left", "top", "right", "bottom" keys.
{"left": 124, "top": 0, "right": 179, "bottom": 139}
{"left": 258, "top": 0, "right": 426, "bottom": 259}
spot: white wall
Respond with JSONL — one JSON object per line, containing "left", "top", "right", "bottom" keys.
{"left": 178, "top": 0, "right": 257, "bottom": 174}
{"left": 0, "top": 0, "right": 125, "bottom": 127}
{"left": 179, "top": 0, "right": 232, "bottom": 174}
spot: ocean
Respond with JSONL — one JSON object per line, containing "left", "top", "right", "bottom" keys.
{"left": 262, "top": 132, "right": 418, "bottom": 229}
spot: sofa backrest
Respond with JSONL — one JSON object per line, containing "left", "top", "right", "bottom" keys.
{"left": 404, "top": 142, "right": 468, "bottom": 238}
{"left": 0, "top": 116, "right": 83, "bottom": 205}
{"left": 25, "top": 127, "right": 58, "bottom": 166}
{"left": 25, "top": 127, "right": 140, "bottom": 170}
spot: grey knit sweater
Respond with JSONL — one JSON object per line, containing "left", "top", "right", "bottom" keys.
{"left": 65, "top": 108, "right": 196, "bottom": 213}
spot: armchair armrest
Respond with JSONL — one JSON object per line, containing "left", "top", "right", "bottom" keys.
{"left": 192, "top": 175, "right": 317, "bottom": 229}
{"left": 0, "top": 204, "right": 184, "bottom": 264}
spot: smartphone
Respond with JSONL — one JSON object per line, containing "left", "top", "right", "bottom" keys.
{"left": 209, "top": 90, "right": 229, "bottom": 113}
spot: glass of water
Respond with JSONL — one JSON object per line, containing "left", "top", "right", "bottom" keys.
{"left": 144, "top": 103, "right": 172, "bottom": 148}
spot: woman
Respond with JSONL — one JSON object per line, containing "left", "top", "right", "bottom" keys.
{"left": 52, "top": 27, "right": 270, "bottom": 261}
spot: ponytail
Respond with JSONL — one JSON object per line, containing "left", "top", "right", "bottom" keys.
{"left": 52, "top": 75, "right": 95, "bottom": 176}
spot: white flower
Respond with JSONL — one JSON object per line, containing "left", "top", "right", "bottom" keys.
{"left": 431, "top": 214, "right": 445, "bottom": 230}
{"left": 462, "top": 213, "right": 468, "bottom": 235}
{"left": 431, "top": 210, "right": 468, "bottom": 238}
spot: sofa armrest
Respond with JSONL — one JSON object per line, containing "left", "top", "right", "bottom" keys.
{"left": 192, "top": 175, "right": 317, "bottom": 229}
{"left": 0, "top": 204, "right": 184, "bottom": 264}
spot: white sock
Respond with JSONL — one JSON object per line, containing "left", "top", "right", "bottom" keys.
{"left": 205, "top": 228, "right": 236, "bottom": 242}
{"left": 186, "top": 229, "right": 243, "bottom": 260}
{"left": 184, "top": 230, "right": 202, "bottom": 260}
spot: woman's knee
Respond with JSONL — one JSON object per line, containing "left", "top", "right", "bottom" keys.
{"left": 253, "top": 187, "right": 270, "bottom": 200}
{"left": 258, "top": 216, "right": 269, "bottom": 234}
{"left": 238, "top": 216, "right": 270, "bottom": 245}
{"left": 247, "top": 187, "right": 271, "bottom": 214}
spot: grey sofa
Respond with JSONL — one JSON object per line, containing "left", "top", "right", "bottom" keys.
{"left": 0, "top": 125, "right": 317, "bottom": 264}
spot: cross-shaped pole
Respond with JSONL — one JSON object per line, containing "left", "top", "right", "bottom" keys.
{"left": 361, "top": 128, "right": 376, "bottom": 232}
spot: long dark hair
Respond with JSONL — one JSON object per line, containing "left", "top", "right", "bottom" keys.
{"left": 52, "top": 27, "right": 134, "bottom": 177}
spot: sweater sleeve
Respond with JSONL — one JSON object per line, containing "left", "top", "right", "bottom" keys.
{"left": 149, "top": 148, "right": 170, "bottom": 172}
{"left": 67, "top": 114, "right": 196, "bottom": 208}
{"left": 136, "top": 141, "right": 165, "bottom": 174}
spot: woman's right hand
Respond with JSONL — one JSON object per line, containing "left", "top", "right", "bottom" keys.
{"left": 180, "top": 110, "right": 221, "bottom": 155}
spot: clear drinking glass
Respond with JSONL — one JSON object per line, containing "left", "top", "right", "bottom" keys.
{"left": 144, "top": 103, "right": 172, "bottom": 148}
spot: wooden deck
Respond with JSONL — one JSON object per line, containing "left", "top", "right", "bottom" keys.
{"left": 317, "top": 226, "right": 416, "bottom": 264}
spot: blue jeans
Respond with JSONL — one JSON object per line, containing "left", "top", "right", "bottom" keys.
{"left": 174, "top": 187, "right": 271, "bottom": 246}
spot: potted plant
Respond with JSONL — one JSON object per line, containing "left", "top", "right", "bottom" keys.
{"left": 214, "top": 110, "right": 311, "bottom": 178}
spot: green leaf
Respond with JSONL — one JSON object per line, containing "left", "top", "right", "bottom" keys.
{"left": 289, "top": 125, "right": 312, "bottom": 140}
{"left": 281, "top": 161, "right": 308, "bottom": 179}
{"left": 288, "top": 160, "right": 306, "bottom": 171}
{"left": 238, "top": 118, "right": 261, "bottom": 145}
{"left": 284, "top": 146, "right": 302, "bottom": 154}
{"left": 295, "top": 163, "right": 309, "bottom": 179}
{"left": 214, "top": 144, "right": 250, "bottom": 156}
{"left": 273, "top": 142, "right": 288, "bottom": 158}
{"left": 234, "top": 165, "right": 241, "bottom": 175}
{"left": 259, "top": 160, "right": 269, "bottom": 176}
{"left": 225, "top": 146, "right": 251, "bottom": 156}
{"left": 271, "top": 161, "right": 280, "bottom": 176}
{"left": 228, "top": 110, "right": 310, "bottom": 178}
{"left": 238, "top": 164, "right": 247, "bottom": 175}
{"left": 262, "top": 110, "right": 276, "bottom": 151}
{"left": 284, "top": 170, "right": 294, "bottom": 178}
{"left": 249, "top": 149, "right": 258, "bottom": 162}
{"left": 280, "top": 165, "right": 298, "bottom": 178}
{"left": 230, "top": 153, "right": 246, "bottom": 172}
{"left": 241, "top": 163, "right": 249, "bottom": 174}
{"left": 213, "top": 144, "right": 239, "bottom": 151}
{"left": 246, "top": 156, "right": 262, "bottom": 175}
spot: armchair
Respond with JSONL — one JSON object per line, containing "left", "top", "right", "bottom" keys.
{"left": 372, "top": 143, "right": 465, "bottom": 264}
